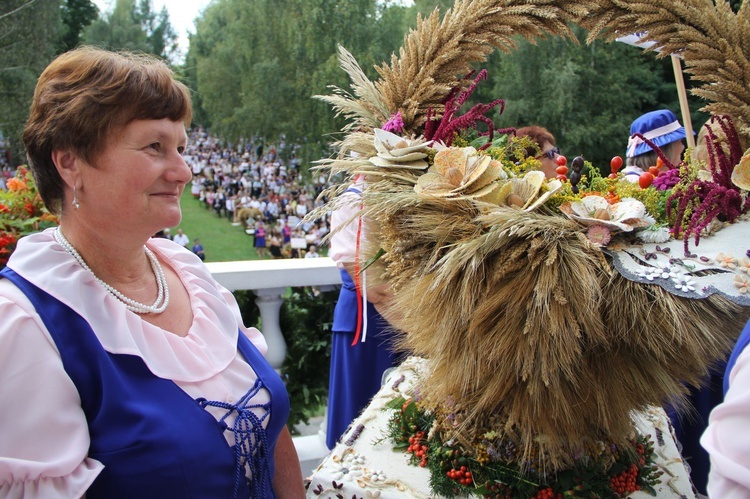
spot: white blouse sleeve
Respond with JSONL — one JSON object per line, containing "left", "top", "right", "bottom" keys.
{"left": 0, "top": 282, "right": 103, "bottom": 498}
{"left": 701, "top": 347, "right": 750, "bottom": 498}
{"left": 329, "top": 192, "right": 362, "bottom": 265}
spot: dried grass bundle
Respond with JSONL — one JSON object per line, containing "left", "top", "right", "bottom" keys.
{"left": 369, "top": 200, "right": 746, "bottom": 466}
{"left": 313, "top": 0, "right": 750, "bottom": 472}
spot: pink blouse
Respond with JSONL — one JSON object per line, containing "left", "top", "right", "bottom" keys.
{"left": 701, "top": 346, "right": 750, "bottom": 498}
{"left": 0, "top": 229, "right": 270, "bottom": 498}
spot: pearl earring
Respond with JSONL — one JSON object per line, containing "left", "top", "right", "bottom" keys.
{"left": 72, "top": 185, "right": 80, "bottom": 209}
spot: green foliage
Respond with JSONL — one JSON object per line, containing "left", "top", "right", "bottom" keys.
{"left": 82, "top": 0, "right": 177, "bottom": 60}
{"left": 470, "top": 26, "right": 708, "bottom": 170}
{"left": 279, "top": 287, "right": 336, "bottom": 433}
{"left": 188, "top": 0, "right": 416, "bottom": 169}
{"left": 0, "top": 0, "right": 60, "bottom": 164}
{"left": 59, "top": 0, "right": 99, "bottom": 52}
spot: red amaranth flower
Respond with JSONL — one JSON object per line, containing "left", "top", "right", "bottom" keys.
{"left": 424, "top": 69, "right": 505, "bottom": 149}
{"left": 652, "top": 168, "right": 680, "bottom": 190}
{"left": 667, "top": 115, "right": 749, "bottom": 254}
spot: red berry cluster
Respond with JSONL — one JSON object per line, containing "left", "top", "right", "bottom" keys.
{"left": 609, "top": 464, "right": 640, "bottom": 496}
{"left": 407, "top": 430, "right": 428, "bottom": 467}
{"left": 446, "top": 465, "right": 473, "bottom": 486}
{"left": 532, "top": 486, "right": 562, "bottom": 499}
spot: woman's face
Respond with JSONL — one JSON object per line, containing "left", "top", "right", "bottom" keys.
{"left": 77, "top": 118, "right": 191, "bottom": 237}
{"left": 668, "top": 140, "right": 686, "bottom": 167}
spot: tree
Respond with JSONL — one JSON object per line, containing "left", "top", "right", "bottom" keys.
{"left": 465, "top": 27, "right": 706, "bottom": 170}
{"left": 82, "top": 0, "right": 177, "bottom": 60}
{"left": 188, "top": 0, "right": 412, "bottom": 168}
{"left": 0, "top": 0, "right": 61, "bottom": 165}
{"left": 59, "top": 0, "right": 99, "bottom": 52}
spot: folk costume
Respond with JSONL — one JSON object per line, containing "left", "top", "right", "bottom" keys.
{"left": 0, "top": 230, "right": 289, "bottom": 498}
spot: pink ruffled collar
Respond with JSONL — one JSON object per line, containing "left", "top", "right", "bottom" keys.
{"left": 9, "top": 228, "right": 240, "bottom": 382}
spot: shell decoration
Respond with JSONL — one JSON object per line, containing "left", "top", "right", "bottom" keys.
{"left": 369, "top": 128, "right": 432, "bottom": 169}
{"left": 559, "top": 196, "right": 654, "bottom": 232}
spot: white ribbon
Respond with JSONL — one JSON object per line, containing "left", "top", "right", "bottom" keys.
{"left": 626, "top": 120, "right": 682, "bottom": 158}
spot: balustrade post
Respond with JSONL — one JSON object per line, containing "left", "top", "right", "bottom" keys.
{"left": 253, "top": 287, "right": 287, "bottom": 371}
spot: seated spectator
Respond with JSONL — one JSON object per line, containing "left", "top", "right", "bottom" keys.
{"left": 191, "top": 238, "right": 206, "bottom": 261}
{"left": 305, "top": 245, "right": 320, "bottom": 258}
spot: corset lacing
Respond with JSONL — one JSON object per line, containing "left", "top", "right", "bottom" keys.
{"left": 198, "top": 378, "right": 272, "bottom": 498}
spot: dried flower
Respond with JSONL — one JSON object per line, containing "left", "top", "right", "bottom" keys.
{"left": 732, "top": 151, "right": 750, "bottom": 190}
{"left": 560, "top": 196, "right": 653, "bottom": 232}
{"left": 586, "top": 224, "right": 611, "bottom": 247}
{"left": 414, "top": 146, "right": 505, "bottom": 199}
{"left": 636, "top": 225, "right": 672, "bottom": 244}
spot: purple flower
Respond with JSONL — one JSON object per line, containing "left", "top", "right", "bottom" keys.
{"left": 382, "top": 111, "right": 404, "bottom": 134}
{"left": 652, "top": 168, "right": 680, "bottom": 190}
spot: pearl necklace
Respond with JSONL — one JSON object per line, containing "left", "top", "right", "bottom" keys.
{"left": 54, "top": 227, "right": 170, "bottom": 314}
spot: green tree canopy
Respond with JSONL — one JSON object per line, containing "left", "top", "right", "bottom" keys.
{"left": 0, "top": 0, "right": 61, "bottom": 164}
{"left": 83, "top": 0, "right": 177, "bottom": 60}
{"left": 187, "top": 0, "right": 416, "bottom": 168}
{"left": 59, "top": 0, "right": 99, "bottom": 52}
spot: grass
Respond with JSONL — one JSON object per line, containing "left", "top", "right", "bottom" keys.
{"left": 175, "top": 190, "right": 261, "bottom": 262}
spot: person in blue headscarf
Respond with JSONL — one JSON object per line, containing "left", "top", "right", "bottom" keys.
{"left": 624, "top": 109, "right": 688, "bottom": 181}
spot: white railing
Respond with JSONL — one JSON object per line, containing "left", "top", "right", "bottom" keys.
{"left": 206, "top": 256, "right": 341, "bottom": 369}
{"left": 205, "top": 257, "right": 341, "bottom": 471}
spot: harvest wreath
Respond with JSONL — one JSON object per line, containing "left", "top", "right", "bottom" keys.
{"left": 309, "top": 0, "right": 750, "bottom": 497}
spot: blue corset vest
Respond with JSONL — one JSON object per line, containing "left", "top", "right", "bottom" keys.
{"left": 1, "top": 267, "right": 289, "bottom": 499}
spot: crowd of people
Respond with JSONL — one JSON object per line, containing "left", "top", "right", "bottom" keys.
{"left": 181, "top": 128, "right": 331, "bottom": 259}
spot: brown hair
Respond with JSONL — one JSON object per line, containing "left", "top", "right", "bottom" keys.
{"left": 626, "top": 142, "right": 681, "bottom": 170}
{"left": 514, "top": 125, "right": 556, "bottom": 158}
{"left": 23, "top": 46, "right": 192, "bottom": 213}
